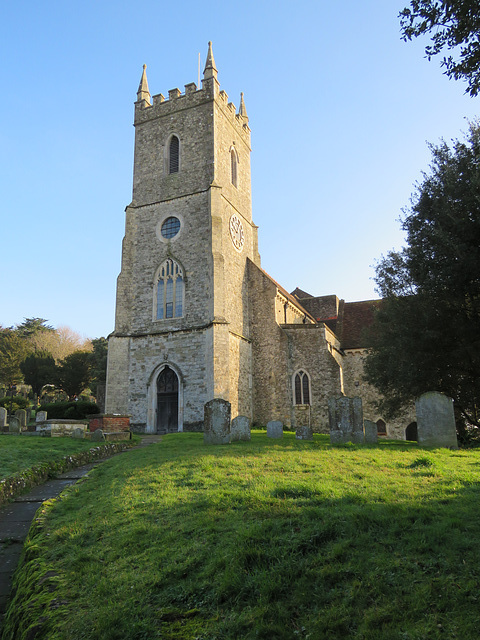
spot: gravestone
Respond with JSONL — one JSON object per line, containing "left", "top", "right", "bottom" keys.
{"left": 91, "top": 428, "right": 105, "bottom": 442}
{"left": 204, "top": 399, "right": 231, "bottom": 445}
{"left": 36, "top": 410, "right": 47, "bottom": 423}
{"left": 15, "top": 409, "right": 27, "bottom": 429}
{"left": 329, "top": 396, "right": 364, "bottom": 444}
{"left": 295, "top": 426, "right": 313, "bottom": 440}
{"left": 266, "top": 420, "right": 283, "bottom": 438}
{"left": 9, "top": 417, "right": 21, "bottom": 433}
{"left": 363, "top": 420, "right": 378, "bottom": 444}
{"left": 72, "top": 427, "right": 85, "bottom": 439}
{"left": 416, "top": 392, "right": 458, "bottom": 449}
{"left": 0, "top": 407, "right": 7, "bottom": 428}
{"left": 230, "top": 415, "right": 251, "bottom": 442}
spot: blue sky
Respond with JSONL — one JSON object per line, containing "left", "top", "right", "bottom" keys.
{"left": 0, "top": 0, "right": 477, "bottom": 338}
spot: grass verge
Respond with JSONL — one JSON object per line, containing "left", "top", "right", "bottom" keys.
{"left": 3, "top": 432, "right": 480, "bottom": 640}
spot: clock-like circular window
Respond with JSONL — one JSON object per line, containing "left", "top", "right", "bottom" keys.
{"left": 229, "top": 214, "right": 245, "bottom": 252}
{"left": 161, "top": 216, "right": 181, "bottom": 239}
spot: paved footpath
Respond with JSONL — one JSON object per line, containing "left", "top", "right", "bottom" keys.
{"left": 0, "top": 435, "right": 162, "bottom": 632}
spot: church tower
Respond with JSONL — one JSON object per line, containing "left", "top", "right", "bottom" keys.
{"left": 105, "top": 43, "right": 260, "bottom": 432}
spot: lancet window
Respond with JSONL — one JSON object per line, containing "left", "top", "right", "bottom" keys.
{"left": 156, "top": 259, "right": 184, "bottom": 320}
{"left": 168, "top": 135, "right": 180, "bottom": 174}
{"left": 230, "top": 148, "right": 238, "bottom": 187}
{"left": 294, "top": 370, "right": 311, "bottom": 405}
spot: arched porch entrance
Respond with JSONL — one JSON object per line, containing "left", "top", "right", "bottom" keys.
{"left": 156, "top": 366, "right": 179, "bottom": 433}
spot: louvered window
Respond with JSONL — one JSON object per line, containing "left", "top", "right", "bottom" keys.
{"left": 169, "top": 135, "right": 179, "bottom": 174}
{"left": 231, "top": 148, "right": 238, "bottom": 187}
{"left": 294, "top": 370, "right": 311, "bottom": 405}
{"left": 156, "top": 259, "right": 184, "bottom": 319}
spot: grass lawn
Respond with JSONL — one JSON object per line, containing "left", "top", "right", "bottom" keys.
{"left": 4, "top": 432, "right": 480, "bottom": 640}
{"left": 0, "top": 436, "right": 102, "bottom": 479}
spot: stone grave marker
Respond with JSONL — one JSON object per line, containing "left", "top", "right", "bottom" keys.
{"left": 204, "top": 398, "right": 231, "bottom": 445}
{"left": 72, "top": 427, "right": 86, "bottom": 439}
{"left": 15, "top": 409, "right": 27, "bottom": 429}
{"left": 329, "top": 396, "right": 364, "bottom": 444}
{"left": 267, "top": 420, "right": 283, "bottom": 438}
{"left": 91, "top": 428, "right": 105, "bottom": 442}
{"left": 9, "top": 417, "right": 21, "bottom": 433}
{"left": 416, "top": 391, "right": 458, "bottom": 449}
{"left": 0, "top": 407, "right": 7, "bottom": 428}
{"left": 36, "top": 410, "right": 47, "bottom": 423}
{"left": 295, "top": 426, "right": 313, "bottom": 440}
{"left": 230, "top": 415, "right": 251, "bottom": 442}
{"left": 364, "top": 420, "right": 378, "bottom": 444}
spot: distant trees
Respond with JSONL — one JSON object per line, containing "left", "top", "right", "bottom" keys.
{"left": 400, "top": 1, "right": 480, "bottom": 95}
{"left": 364, "top": 123, "right": 480, "bottom": 428}
{"left": 0, "top": 318, "right": 106, "bottom": 403}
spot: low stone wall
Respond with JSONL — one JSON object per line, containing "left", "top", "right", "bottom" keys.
{"left": 36, "top": 420, "right": 88, "bottom": 437}
{"left": 89, "top": 414, "right": 131, "bottom": 433}
{"left": 0, "top": 441, "right": 135, "bottom": 506}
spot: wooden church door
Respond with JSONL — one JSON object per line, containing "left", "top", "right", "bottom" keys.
{"left": 156, "top": 366, "right": 179, "bottom": 433}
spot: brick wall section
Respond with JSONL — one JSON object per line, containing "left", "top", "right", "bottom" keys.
{"left": 89, "top": 415, "right": 131, "bottom": 432}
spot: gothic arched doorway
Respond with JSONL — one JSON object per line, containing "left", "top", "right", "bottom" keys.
{"left": 156, "top": 366, "right": 179, "bottom": 433}
{"left": 405, "top": 422, "right": 418, "bottom": 441}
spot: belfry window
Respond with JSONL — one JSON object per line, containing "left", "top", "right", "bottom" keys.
{"left": 230, "top": 148, "right": 238, "bottom": 187}
{"left": 156, "top": 259, "right": 184, "bottom": 319}
{"left": 294, "top": 370, "right": 311, "bottom": 405}
{"left": 168, "top": 135, "right": 180, "bottom": 174}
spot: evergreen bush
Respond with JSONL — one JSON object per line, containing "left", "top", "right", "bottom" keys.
{"left": 38, "top": 401, "right": 99, "bottom": 419}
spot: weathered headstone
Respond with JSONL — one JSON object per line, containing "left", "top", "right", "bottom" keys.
{"left": 329, "top": 396, "right": 364, "bottom": 444}
{"left": 15, "top": 409, "right": 27, "bottom": 429}
{"left": 416, "top": 391, "right": 458, "bottom": 449}
{"left": 72, "top": 427, "right": 86, "bottom": 439}
{"left": 36, "top": 410, "right": 47, "bottom": 423}
{"left": 230, "top": 415, "right": 251, "bottom": 442}
{"left": 363, "top": 420, "right": 378, "bottom": 444}
{"left": 91, "top": 428, "right": 105, "bottom": 442}
{"left": 0, "top": 407, "right": 7, "bottom": 428}
{"left": 295, "top": 426, "right": 313, "bottom": 440}
{"left": 9, "top": 417, "right": 21, "bottom": 433}
{"left": 266, "top": 420, "right": 283, "bottom": 438}
{"left": 204, "top": 399, "right": 231, "bottom": 445}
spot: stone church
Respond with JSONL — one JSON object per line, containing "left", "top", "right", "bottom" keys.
{"left": 105, "top": 43, "right": 413, "bottom": 439}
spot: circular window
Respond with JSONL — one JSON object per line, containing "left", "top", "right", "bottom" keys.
{"left": 160, "top": 216, "right": 181, "bottom": 239}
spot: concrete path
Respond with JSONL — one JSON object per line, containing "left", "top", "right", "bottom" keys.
{"left": 0, "top": 435, "right": 162, "bottom": 632}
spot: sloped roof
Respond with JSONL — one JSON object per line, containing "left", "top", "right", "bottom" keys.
{"left": 258, "top": 268, "right": 316, "bottom": 323}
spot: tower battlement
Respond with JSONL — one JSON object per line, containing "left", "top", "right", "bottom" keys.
{"left": 134, "top": 43, "right": 250, "bottom": 141}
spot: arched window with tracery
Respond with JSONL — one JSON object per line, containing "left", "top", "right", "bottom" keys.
{"left": 294, "top": 370, "right": 311, "bottom": 405}
{"left": 168, "top": 135, "right": 180, "bottom": 174}
{"left": 230, "top": 148, "right": 238, "bottom": 187}
{"left": 156, "top": 259, "right": 184, "bottom": 320}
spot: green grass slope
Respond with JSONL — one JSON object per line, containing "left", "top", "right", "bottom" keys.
{"left": 3, "top": 432, "right": 480, "bottom": 640}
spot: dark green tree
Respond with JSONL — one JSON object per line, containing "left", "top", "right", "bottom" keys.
{"left": 364, "top": 122, "right": 480, "bottom": 427}
{"left": 20, "top": 351, "right": 57, "bottom": 397}
{"left": 55, "top": 351, "right": 93, "bottom": 400}
{"left": 89, "top": 337, "right": 108, "bottom": 397}
{"left": 400, "top": 1, "right": 480, "bottom": 96}
{"left": 16, "top": 318, "right": 55, "bottom": 338}
{"left": 0, "top": 328, "right": 29, "bottom": 388}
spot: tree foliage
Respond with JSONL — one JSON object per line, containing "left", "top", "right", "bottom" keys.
{"left": 400, "top": 1, "right": 480, "bottom": 96}
{"left": 0, "top": 328, "right": 29, "bottom": 388}
{"left": 16, "top": 317, "right": 54, "bottom": 338}
{"left": 55, "top": 351, "right": 93, "bottom": 400}
{"left": 20, "top": 351, "right": 57, "bottom": 396}
{"left": 89, "top": 337, "right": 108, "bottom": 397}
{"left": 364, "top": 122, "right": 480, "bottom": 427}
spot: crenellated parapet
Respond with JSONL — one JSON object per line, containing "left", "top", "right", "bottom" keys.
{"left": 134, "top": 42, "right": 250, "bottom": 142}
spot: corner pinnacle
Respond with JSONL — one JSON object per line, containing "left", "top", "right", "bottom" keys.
{"left": 137, "top": 64, "right": 151, "bottom": 105}
{"left": 203, "top": 41, "right": 218, "bottom": 80}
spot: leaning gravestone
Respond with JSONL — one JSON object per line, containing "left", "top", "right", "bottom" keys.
{"left": 230, "top": 415, "right": 251, "bottom": 442}
{"left": 15, "top": 409, "right": 27, "bottom": 429}
{"left": 204, "top": 398, "right": 231, "bottom": 445}
{"left": 363, "top": 420, "right": 378, "bottom": 444}
{"left": 416, "top": 391, "right": 458, "bottom": 449}
{"left": 266, "top": 420, "right": 283, "bottom": 438}
{"left": 0, "top": 407, "right": 7, "bottom": 428}
{"left": 91, "top": 428, "right": 105, "bottom": 442}
{"left": 295, "top": 426, "right": 313, "bottom": 440}
{"left": 329, "top": 396, "right": 364, "bottom": 444}
{"left": 9, "top": 417, "right": 21, "bottom": 433}
{"left": 36, "top": 410, "right": 47, "bottom": 423}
